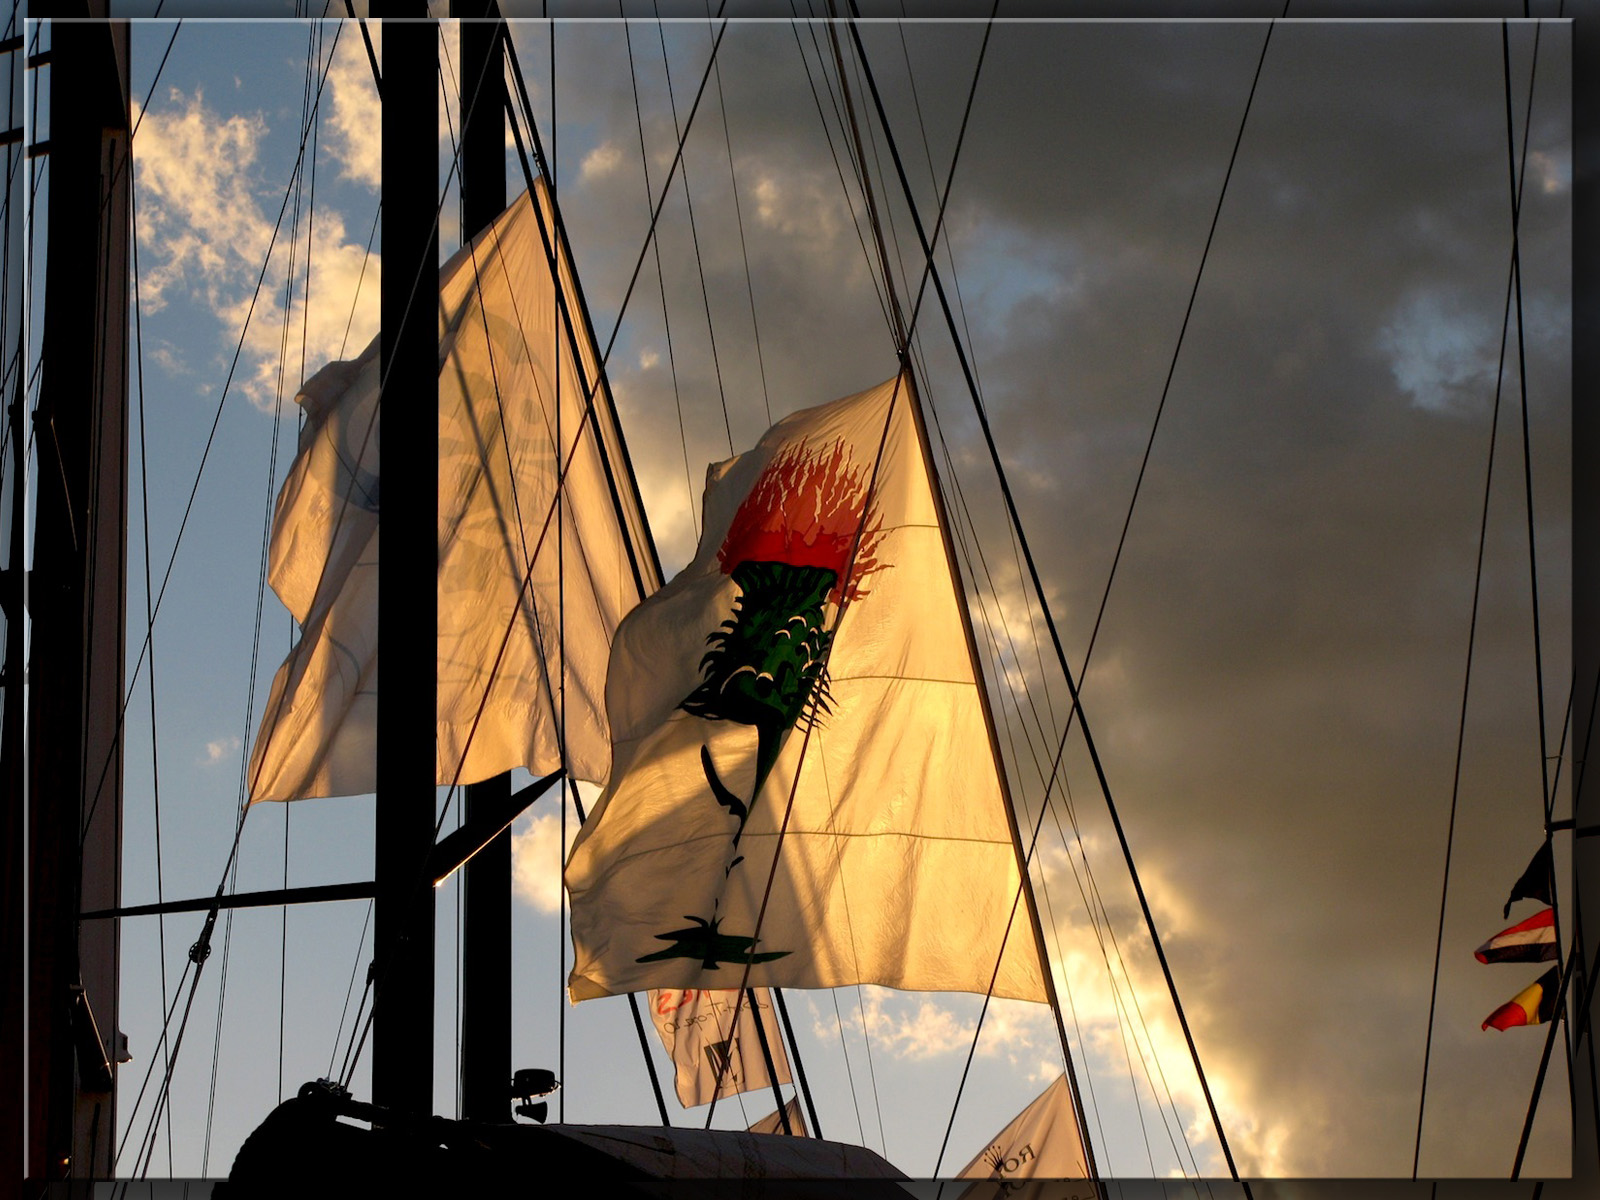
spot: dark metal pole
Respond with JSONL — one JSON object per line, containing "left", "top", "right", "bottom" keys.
{"left": 372, "top": 6, "right": 438, "bottom": 1119}
{"left": 28, "top": 14, "right": 130, "bottom": 1182}
{"left": 453, "top": 1, "right": 512, "bottom": 1125}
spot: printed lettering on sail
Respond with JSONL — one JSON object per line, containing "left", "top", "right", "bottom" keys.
{"left": 647, "top": 987, "right": 791, "bottom": 1108}
{"left": 957, "top": 1075, "right": 1091, "bottom": 1198}
{"left": 565, "top": 374, "right": 1046, "bottom": 1003}
{"left": 248, "top": 183, "right": 652, "bottom": 801}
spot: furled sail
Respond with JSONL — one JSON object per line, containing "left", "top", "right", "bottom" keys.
{"left": 247, "top": 183, "right": 656, "bottom": 801}
{"left": 565, "top": 373, "right": 1046, "bottom": 1002}
{"left": 646, "top": 987, "right": 791, "bottom": 1107}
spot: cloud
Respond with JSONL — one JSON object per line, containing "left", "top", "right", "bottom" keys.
{"left": 511, "top": 808, "right": 576, "bottom": 914}
{"left": 1526, "top": 148, "right": 1570, "bottom": 196}
{"left": 133, "top": 82, "right": 381, "bottom": 409}
{"left": 200, "top": 736, "right": 241, "bottom": 767}
{"left": 1376, "top": 289, "right": 1499, "bottom": 416}
{"left": 323, "top": 22, "right": 381, "bottom": 190}
{"left": 824, "top": 988, "right": 1048, "bottom": 1064}
{"left": 581, "top": 142, "right": 624, "bottom": 184}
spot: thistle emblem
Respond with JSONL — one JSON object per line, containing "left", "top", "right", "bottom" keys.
{"left": 638, "top": 439, "right": 885, "bottom": 970}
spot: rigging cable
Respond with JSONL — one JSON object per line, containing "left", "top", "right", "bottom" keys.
{"left": 844, "top": 11, "right": 1264, "bottom": 1182}
{"left": 621, "top": 12, "right": 699, "bottom": 539}
{"left": 785, "top": 9, "right": 896, "bottom": 338}
{"left": 203, "top": 21, "right": 320, "bottom": 1166}
{"left": 652, "top": 6, "right": 735, "bottom": 455}
{"left": 1502, "top": 14, "right": 1579, "bottom": 1153}
{"left": 330, "top": 24, "right": 687, "bottom": 1119}
{"left": 924, "top": 358, "right": 1193, "bottom": 1181}
{"left": 1411, "top": 18, "right": 1543, "bottom": 1178}
{"left": 127, "top": 122, "right": 177, "bottom": 1180}
{"left": 75, "top": 21, "right": 345, "bottom": 848}
{"left": 701, "top": 7, "right": 990, "bottom": 1156}
{"left": 703, "top": 0, "right": 772, "bottom": 427}
{"left": 113, "top": 29, "right": 347, "bottom": 1174}
{"left": 904, "top": 284, "right": 1208, "bottom": 1177}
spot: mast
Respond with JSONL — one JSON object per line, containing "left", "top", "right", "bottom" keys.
{"left": 27, "top": 12, "right": 131, "bottom": 1181}
{"left": 372, "top": 6, "right": 438, "bottom": 1118}
{"left": 453, "top": 1, "right": 513, "bottom": 1124}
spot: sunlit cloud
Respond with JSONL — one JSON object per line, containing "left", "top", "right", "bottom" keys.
{"left": 822, "top": 988, "right": 1048, "bottom": 1064}
{"left": 199, "top": 735, "right": 241, "bottom": 767}
{"left": 581, "top": 141, "right": 624, "bottom": 184}
{"left": 133, "top": 84, "right": 381, "bottom": 410}
{"left": 324, "top": 21, "right": 381, "bottom": 190}
{"left": 511, "top": 808, "right": 577, "bottom": 914}
{"left": 1527, "top": 147, "right": 1570, "bottom": 196}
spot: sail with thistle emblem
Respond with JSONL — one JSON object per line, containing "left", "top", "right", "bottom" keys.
{"left": 565, "top": 373, "right": 1046, "bottom": 1003}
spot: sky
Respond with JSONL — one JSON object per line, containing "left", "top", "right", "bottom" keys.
{"left": 27, "top": 5, "right": 1577, "bottom": 1187}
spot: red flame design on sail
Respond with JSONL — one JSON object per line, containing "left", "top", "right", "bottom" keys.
{"left": 717, "top": 439, "right": 884, "bottom": 604}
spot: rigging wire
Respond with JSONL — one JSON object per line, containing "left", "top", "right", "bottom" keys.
{"left": 622, "top": 13, "right": 699, "bottom": 539}
{"left": 75, "top": 22, "right": 346, "bottom": 848}
{"left": 651, "top": 8, "right": 735, "bottom": 456}
{"left": 910, "top": 314, "right": 1208, "bottom": 1181}
{"left": 204, "top": 36, "right": 314, "bottom": 1164}
{"left": 330, "top": 23, "right": 686, "bottom": 1111}
{"left": 113, "top": 28, "right": 346, "bottom": 1173}
{"left": 1411, "top": 19, "right": 1543, "bottom": 1178}
{"left": 785, "top": 10, "right": 895, "bottom": 337}
{"left": 924, "top": 358, "right": 1178, "bottom": 1179}
{"left": 702, "top": 0, "right": 772, "bottom": 427}
{"left": 127, "top": 126, "right": 178, "bottom": 1180}
{"left": 842, "top": 12, "right": 1255, "bottom": 1182}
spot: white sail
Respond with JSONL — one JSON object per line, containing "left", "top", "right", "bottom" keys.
{"left": 647, "top": 987, "right": 791, "bottom": 1108}
{"left": 957, "top": 1075, "right": 1091, "bottom": 1196}
{"left": 247, "top": 184, "right": 655, "bottom": 801}
{"left": 565, "top": 373, "right": 1047, "bottom": 1003}
{"left": 748, "top": 1097, "right": 807, "bottom": 1137}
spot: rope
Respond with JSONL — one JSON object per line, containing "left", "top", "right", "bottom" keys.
{"left": 652, "top": 6, "right": 735, "bottom": 455}
{"left": 846, "top": 11, "right": 1251, "bottom": 1183}
{"left": 703, "top": 0, "right": 772, "bottom": 426}
{"left": 77, "top": 23, "right": 346, "bottom": 845}
{"left": 1410, "top": 158, "right": 1519, "bottom": 1191}
{"left": 621, "top": 14, "right": 699, "bottom": 538}
{"left": 1412, "top": 20, "right": 1541, "bottom": 1176}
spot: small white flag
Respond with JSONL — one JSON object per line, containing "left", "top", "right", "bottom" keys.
{"left": 647, "top": 987, "right": 791, "bottom": 1108}
{"left": 748, "top": 1096, "right": 807, "bottom": 1137}
{"left": 958, "top": 1075, "right": 1091, "bottom": 1196}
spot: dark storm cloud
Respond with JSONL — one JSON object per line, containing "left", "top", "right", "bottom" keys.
{"left": 90, "top": 4, "right": 1573, "bottom": 1177}
{"left": 523, "top": 18, "right": 1571, "bottom": 1174}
